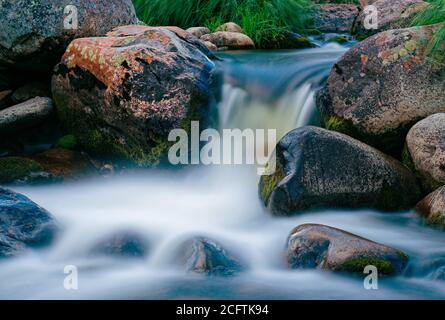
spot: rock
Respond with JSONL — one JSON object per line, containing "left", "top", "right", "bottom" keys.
{"left": 286, "top": 224, "right": 408, "bottom": 275}
{"left": 0, "top": 0, "right": 138, "bottom": 72}
{"left": 201, "top": 40, "right": 218, "bottom": 51}
{"left": 0, "top": 188, "right": 57, "bottom": 258}
{"left": 29, "top": 148, "right": 98, "bottom": 181}
{"left": 0, "top": 157, "right": 49, "bottom": 185}
{"left": 261, "top": 31, "right": 314, "bottom": 50}
{"left": 92, "top": 231, "right": 148, "bottom": 258}
{"left": 0, "top": 97, "right": 53, "bottom": 133}
{"left": 405, "top": 114, "right": 445, "bottom": 192}
{"left": 259, "top": 126, "right": 421, "bottom": 216}
{"left": 0, "top": 90, "right": 12, "bottom": 109}
{"left": 416, "top": 186, "right": 445, "bottom": 229}
{"left": 353, "top": 0, "right": 429, "bottom": 39}
{"left": 216, "top": 22, "right": 242, "bottom": 33}
{"left": 186, "top": 27, "right": 211, "bottom": 39}
{"left": 325, "top": 34, "right": 349, "bottom": 44}
{"left": 201, "top": 32, "right": 255, "bottom": 50}
{"left": 176, "top": 237, "right": 243, "bottom": 276}
{"left": 52, "top": 25, "right": 217, "bottom": 166}
{"left": 317, "top": 25, "right": 445, "bottom": 155}
{"left": 314, "top": 4, "right": 360, "bottom": 33}
{"left": 11, "top": 82, "right": 51, "bottom": 103}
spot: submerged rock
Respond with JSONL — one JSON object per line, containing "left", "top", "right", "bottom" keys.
{"left": 353, "top": 0, "right": 428, "bottom": 39}
{"left": 317, "top": 25, "right": 445, "bottom": 155}
{"left": 416, "top": 186, "right": 445, "bottom": 229}
{"left": 259, "top": 126, "right": 421, "bottom": 216}
{"left": 176, "top": 237, "right": 243, "bottom": 276}
{"left": 314, "top": 4, "right": 359, "bottom": 33}
{"left": 0, "top": 97, "right": 53, "bottom": 133}
{"left": 0, "top": 188, "right": 57, "bottom": 258}
{"left": 200, "top": 32, "right": 255, "bottom": 50}
{"left": 52, "top": 25, "right": 217, "bottom": 166}
{"left": 92, "top": 231, "right": 148, "bottom": 258}
{"left": 0, "top": 0, "right": 138, "bottom": 72}
{"left": 405, "top": 114, "right": 445, "bottom": 193}
{"left": 216, "top": 22, "right": 242, "bottom": 33}
{"left": 286, "top": 224, "right": 408, "bottom": 275}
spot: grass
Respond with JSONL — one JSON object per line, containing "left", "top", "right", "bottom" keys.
{"left": 132, "top": 0, "right": 313, "bottom": 48}
{"left": 412, "top": 0, "right": 445, "bottom": 63}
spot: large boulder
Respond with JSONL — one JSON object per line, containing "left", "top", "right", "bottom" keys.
{"left": 0, "top": 188, "right": 57, "bottom": 258}
{"left": 317, "top": 25, "right": 445, "bottom": 155}
{"left": 200, "top": 32, "right": 255, "bottom": 50}
{"left": 314, "top": 4, "right": 360, "bottom": 33}
{"left": 286, "top": 224, "right": 408, "bottom": 275}
{"left": 52, "top": 25, "right": 218, "bottom": 166}
{"left": 353, "top": 0, "right": 429, "bottom": 39}
{"left": 405, "top": 114, "right": 445, "bottom": 193}
{"left": 0, "top": 0, "right": 138, "bottom": 72}
{"left": 175, "top": 237, "right": 243, "bottom": 276}
{"left": 416, "top": 186, "right": 445, "bottom": 229}
{"left": 0, "top": 97, "right": 53, "bottom": 133}
{"left": 259, "top": 126, "right": 421, "bottom": 216}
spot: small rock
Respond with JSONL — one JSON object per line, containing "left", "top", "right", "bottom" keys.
{"left": 11, "top": 82, "right": 51, "bottom": 103}
{"left": 186, "top": 27, "right": 211, "bottom": 38}
{"left": 201, "top": 32, "right": 255, "bottom": 50}
{"left": 0, "top": 188, "right": 57, "bottom": 258}
{"left": 262, "top": 31, "right": 314, "bottom": 49}
{"left": 0, "top": 97, "right": 53, "bottom": 133}
{"left": 416, "top": 186, "right": 445, "bottom": 229}
{"left": 176, "top": 237, "right": 243, "bottom": 276}
{"left": 216, "top": 22, "right": 242, "bottom": 33}
{"left": 201, "top": 40, "right": 218, "bottom": 51}
{"left": 259, "top": 126, "right": 421, "bottom": 215}
{"left": 315, "top": 4, "right": 360, "bottom": 33}
{"left": 92, "top": 231, "right": 148, "bottom": 258}
{"left": 405, "top": 113, "right": 445, "bottom": 193}
{"left": 286, "top": 224, "right": 408, "bottom": 275}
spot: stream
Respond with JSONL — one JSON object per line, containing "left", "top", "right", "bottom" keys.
{"left": 1, "top": 43, "right": 445, "bottom": 300}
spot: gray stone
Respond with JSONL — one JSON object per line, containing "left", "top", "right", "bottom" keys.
{"left": 11, "top": 82, "right": 51, "bottom": 103}
{"left": 315, "top": 4, "right": 359, "bottom": 33}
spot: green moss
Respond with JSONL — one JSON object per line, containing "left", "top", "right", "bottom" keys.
{"left": 259, "top": 160, "right": 284, "bottom": 205}
{"left": 327, "top": 36, "right": 348, "bottom": 44}
{"left": 341, "top": 257, "right": 395, "bottom": 275}
{"left": 56, "top": 135, "right": 77, "bottom": 150}
{"left": 0, "top": 157, "right": 43, "bottom": 184}
{"left": 323, "top": 115, "right": 350, "bottom": 133}
{"left": 426, "top": 212, "right": 445, "bottom": 229}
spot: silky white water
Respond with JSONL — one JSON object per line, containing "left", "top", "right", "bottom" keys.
{"left": 1, "top": 45, "right": 445, "bottom": 299}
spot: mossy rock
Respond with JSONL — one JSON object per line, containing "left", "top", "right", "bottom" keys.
{"left": 56, "top": 134, "right": 77, "bottom": 150}
{"left": 0, "top": 157, "right": 47, "bottom": 184}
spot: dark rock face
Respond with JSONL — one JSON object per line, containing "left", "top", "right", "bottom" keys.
{"left": 416, "top": 186, "right": 445, "bottom": 229}
{"left": 314, "top": 4, "right": 360, "bottom": 33}
{"left": 353, "top": 0, "right": 428, "bottom": 38}
{"left": 0, "top": 0, "right": 138, "bottom": 73}
{"left": 92, "top": 231, "right": 148, "bottom": 258}
{"left": 317, "top": 25, "right": 445, "bottom": 155}
{"left": 286, "top": 224, "right": 408, "bottom": 275}
{"left": 176, "top": 237, "right": 243, "bottom": 276}
{"left": 405, "top": 114, "right": 445, "bottom": 193}
{"left": 52, "top": 25, "right": 218, "bottom": 166}
{"left": 259, "top": 126, "right": 421, "bottom": 216}
{"left": 11, "top": 82, "right": 51, "bottom": 103}
{"left": 0, "top": 188, "right": 57, "bottom": 258}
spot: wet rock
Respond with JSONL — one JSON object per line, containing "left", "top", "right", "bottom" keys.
{"left": 29, "top": 148, "right": 98, "bottom": 181}
{"left": 201, "top": 32, "right": 255, "bottom": 50}
{"left": 259, "top": 126, "right": 421, "bottom": 216}
{"left": 92, "top": 231, "right": 148, "bottom": 258}
{"left": 0, "top": 188, "right": 57, "bottom": 258}
{"left": 353, "top": 0, "right": 428, "bottom": 39}
{"left": 216, "top": 22, "right": 242, "bottom": 33}
{"left": 176, "top": 237, "right": 243, "bottom": 276}
{"left": 0, "top": 90, "right": 12, "bottom": 109}
{"left": 52, "top": 25, "right": 217, "bottom": 166}
{"left": 186, "top": 27, "right": 211, "bottom": 39}
{"left": 0, "top": 0, "right": 138, "bottom": 73}
{"left": 0, "top": 157, "right": 50, "bottom": 185}
{"left": 314, "top": 4, "right": 360, "bottom": 33}
{"left": 0, "top": 97, "right": 53, "bottom": 133}
{"left": 405, "top": 114, "right": 445, "bottom": 193}
{"left": 11, "top": 82, "right": 51, "bottom": 103}
{"left": 416, "top": 186, "right": 445, "bottom": 229}
{"left": 261, "top": 31, "right": 314, "bottom": 50}
{"left": 286, "top": 224, "right": 408, "bottom": 275}
{"left": 317, "top": 25, "right": 445, "bottom": 155}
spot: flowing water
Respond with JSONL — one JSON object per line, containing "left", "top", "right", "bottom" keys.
{"left": 1, "top": 44, "right": 445, "bottom": 300}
